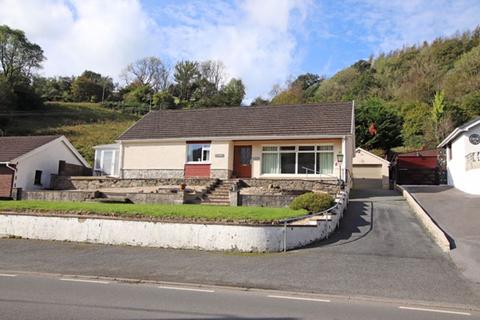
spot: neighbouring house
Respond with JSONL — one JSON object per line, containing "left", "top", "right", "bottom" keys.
{"left": 352, "top": 148, "right": 390, "bottom": 190}
{"left": 0, "top": 135, "right": 89, "bottom": 198}
{"left": 438, "top": 117, "right": 480, "bottom": 195}
{"left": 393, "top": 149, "right": 442, "bottom": 185}
{"left": 103, "top": 102, "right": 355, "bottom": 183}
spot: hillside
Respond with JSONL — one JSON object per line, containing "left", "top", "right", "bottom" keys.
{"left": 0, "top": 102, "right": 139, "bottom": 164}
{"left": 271, "top": 27, "right": 480, "bottom": 151}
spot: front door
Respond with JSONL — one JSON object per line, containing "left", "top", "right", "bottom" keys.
{"left": 234, "top": 146, "right": 252, "bottom": 178}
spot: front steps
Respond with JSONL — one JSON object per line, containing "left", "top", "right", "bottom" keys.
{"left": 201, "top": 180, "right": 238, "bottom": 206}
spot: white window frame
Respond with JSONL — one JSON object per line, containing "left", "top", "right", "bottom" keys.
{"left": 94, "top": 149, "right": 118, "bottom": 176}
{"left": 260, "top": 144, "right": 335, "bottom": 176}
{"left": 186, "top": 144, "right": 211, "bottom": 164}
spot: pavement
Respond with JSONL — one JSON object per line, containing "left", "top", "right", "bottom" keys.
{"left": 404, "top": 185, "right": 480, "bottom": 283}
{"left": 0, "top": 189, "right": 479, "bottom": 308}
{"left": 0, "top": 273, "right": 477, "bottom": 320}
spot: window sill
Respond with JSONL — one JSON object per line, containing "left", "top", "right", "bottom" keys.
{"left": 185, "top": 162, "right": 211, "bottom": 165}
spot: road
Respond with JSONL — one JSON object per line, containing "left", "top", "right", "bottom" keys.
{"left": 0, "top": 190, "right": 478, "bottom": 308}
{"left": 0, "top": 272, "right": 476, "bottom": 320}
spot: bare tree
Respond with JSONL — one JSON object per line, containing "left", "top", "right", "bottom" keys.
{"left": 199, "top": 60, "right": 226, "bottom": 90}
{"left": 121, "top": 57, "right": 170, "bottom": 91}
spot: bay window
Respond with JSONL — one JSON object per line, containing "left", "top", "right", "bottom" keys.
{"left": 261, "top": 145, "right": 334, "bottom": 175}
{"left": 187, "top": 144, "right": 210, "bottom": 162}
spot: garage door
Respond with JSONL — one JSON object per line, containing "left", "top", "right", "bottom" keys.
{"left": 353, "top": 164, "right": 383, "bottom": 189}
{"left": 0, "top": 166, "right": 14, "bottom": 198}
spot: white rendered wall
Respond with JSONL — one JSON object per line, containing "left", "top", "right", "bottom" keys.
{"left": 447, "top": 124, "right": 480, "bottom": 195}
{"left": 14, "top": 139, "right": 84, "bottom": 191}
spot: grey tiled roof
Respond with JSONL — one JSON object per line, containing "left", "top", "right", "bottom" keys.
{"left": 0, "top": 135, "right": 60, "bottom": 162}
{"left": 118, "top": 102, "right": 354, "bottom": 140}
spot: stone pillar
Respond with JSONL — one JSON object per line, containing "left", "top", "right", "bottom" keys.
{"left": 229, "top": 190, "right": 239, "bottom": 206}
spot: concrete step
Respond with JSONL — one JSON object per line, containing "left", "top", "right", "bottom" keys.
{"left": 207, "top": 192, "right": 229, "bottom": 197}
{"left": 201, "top": 202, "right": 229, "bottom": 206}
{"left": 90, "top": 197, "right": 130, "bottom": 204}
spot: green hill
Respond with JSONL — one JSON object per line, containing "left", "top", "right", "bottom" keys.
{"left": 0, "top": 102, "right": 139, "bottom": 164}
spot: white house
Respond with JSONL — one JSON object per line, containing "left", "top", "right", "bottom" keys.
{"left": 438, "top": 117, "right": 480, "bottom": 195}
{"left": 0, "top": 135, "right": 89, "bottom": 198}
{"left": 352, "top": 148, "right": 390, "bottom": 189}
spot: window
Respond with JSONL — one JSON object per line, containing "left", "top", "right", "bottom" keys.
{"left": 34, "top": 170, "right": 42, "bottom": 185}
{"left": 187, "top": 144, "right": 210, "bottom": 162}
{"left": 261, "top": 145, "right": 335, "bottom": 175}
{"left": 94, "top": 149, "right": 119, "bottom": 176}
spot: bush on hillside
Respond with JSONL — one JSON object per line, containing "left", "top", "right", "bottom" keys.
{"left": 289, "top": 192, "right": 335, "bottom": 213}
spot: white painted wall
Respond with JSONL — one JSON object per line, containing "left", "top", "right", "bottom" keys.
{"left": 446, "top": 124, "right": 480, "bottom": 194}
{"left": 122, "top": 141, "right": 186, "bottom": 170}
{"left": 13, "top": 138, "right": 85, "bottom": 191}
{"left": 0, "top": 191, "right": 348, "bottom": 252}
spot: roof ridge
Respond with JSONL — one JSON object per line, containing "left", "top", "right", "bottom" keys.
{"left": 147, "top": 101, "right": 353, "bottom": 114}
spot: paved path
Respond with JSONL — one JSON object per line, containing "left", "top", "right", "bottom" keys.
{"left": 0, "top": 189, "right": 478, "bottom": 307}
{"left": 405, "top": 185, "right": 480, "bottom": 284}
{"left": 0, "top": 272, "right": 476, "bottom": 320}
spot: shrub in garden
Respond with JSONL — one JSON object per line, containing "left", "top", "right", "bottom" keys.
{"left": 289, "top": 192, "right": 335, "bottom": 213}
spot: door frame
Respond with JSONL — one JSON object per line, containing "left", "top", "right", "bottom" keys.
{"left": 233, "top": 145, "right": 252, "bottom": 178}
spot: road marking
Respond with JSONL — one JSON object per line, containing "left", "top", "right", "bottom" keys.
{"left": 0, "top": 273, "right": 17, "bottom": 277}
{"left": 268, "top": 295, "right": 331, "bottom": 303}
{"left": 399, "top": 306, "right": 471, "bottom": 316}
{"left": 60, "top": 278, "right": 109, "bottom": 284}
{"left": 158, "top": 286, "right": 215, "bottom": 293}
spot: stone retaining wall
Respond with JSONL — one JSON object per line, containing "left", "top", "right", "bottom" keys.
{"left": 122, "top": 169, "right": 184, "bottom": 179}
{"left": 51, "top": 176, "right": 217, "bottom": 190}
{"left": 21, "top": 190, "right": 97, "bottom": 202}
{"left": 239, "top": 194, "right": 299, "bottom": 208}
{"left": 240, "top": 178, "right": 340, "bottom": 195}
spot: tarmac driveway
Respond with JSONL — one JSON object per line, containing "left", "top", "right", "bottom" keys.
{"left": 0, "top": 189, "right": 478, "bottom": 306}
{"left": 404, "top": 185, "right": 480, "bottom": 283}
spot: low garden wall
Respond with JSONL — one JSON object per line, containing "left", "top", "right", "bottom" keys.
{"left": 240, "top": 178, "right": 340, "bottom": 195}
{"left": 20, "top": 190, "right": 97, "bottom": 202}
{"left": 50, "top": 176, "right": 217, "bottom": 190}
{"left": 0, "top": 190, "right": 349, "bottom": 252}
{"left": 239, "top": 194, "right": 298, "bottom": 208}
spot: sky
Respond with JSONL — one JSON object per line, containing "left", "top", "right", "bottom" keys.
{"left": 1, "top": 0, "right": 479, "bottom": 101}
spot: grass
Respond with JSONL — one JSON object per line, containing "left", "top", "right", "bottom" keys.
{"left": 2, "top": 102, "right": 139, "bottom": 164}
{"left": 0, "top": 201, "right": 307, "bottom": 224}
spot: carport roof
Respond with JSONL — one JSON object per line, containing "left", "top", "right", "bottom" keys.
{"left": 0, "top": 135, "right": 61, "bottom": 162}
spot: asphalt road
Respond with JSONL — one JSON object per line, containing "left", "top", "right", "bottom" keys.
{"left": 0, "top": 189, "right": 478, "bottom": 308}
{"left": 0, "top": 272, "right": 477, "bottom": 320}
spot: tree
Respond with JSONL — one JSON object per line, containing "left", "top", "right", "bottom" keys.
{"left": 250, "top": 96, "right": 269, "bottom": 106}
{"left": 219, "top": 78, "right": 245, "bottom": 106}
{"left": 172, "top": 60, "right": 200, "bottom": 102}
{"left": 121, "top": 57, "right": 169, "bottom": 91}
{"left": 71, "top": 70, "right": 113, "bottom": 102}
{"left": 199, "top": 60, "right": 226, "bottom": 90}
{"left": 355, "top": 98, "right": 403, "bottom": 151}
{"left": 0, "top": 25, "right": 45, "bottom": 85}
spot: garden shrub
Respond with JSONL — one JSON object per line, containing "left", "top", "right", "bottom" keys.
{"left": 289, "top": 192, "right": 335, "bottom": 213}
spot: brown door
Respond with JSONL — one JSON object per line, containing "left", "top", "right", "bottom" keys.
{"left": 234, "top": 146, "right": 252, "bottom": 178}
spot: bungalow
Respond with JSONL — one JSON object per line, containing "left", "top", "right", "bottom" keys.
{"left": 438, "top": 117, "right": 480, "bottom": 195}
{"left": 105, "top": 102, "right": 355, "bottom": 183}
{"left": 0, "top": 135, "right": 89, "bottom": 198}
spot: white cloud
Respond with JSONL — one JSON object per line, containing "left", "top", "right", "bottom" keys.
{"left": 0, "top": 0, "right": 312, "bottom": 99}
{"left": 342, "top": 0, "right": 480, "bottom": 53}
{"left": 0, "top": 0, "right": 156, "bottom": 79}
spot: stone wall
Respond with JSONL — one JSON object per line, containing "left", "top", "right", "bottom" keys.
{"left": 239, "top": 194, "right": 299, "bottom": 208}
{"left": 122, "top": 169, "right": 184, "bottom": 179}
{"left": 126, "top": 192, "right": 184, "bottom": 205}
{"left": 210, "top": 169, "right": 232, "bottom": 179}
{"left": 240, "top": 178, "right": 340, "bottom": 195}
{"left": 21, "top": 190, "right": 97, "bottom": 202}
{"left": 51, "top": 176, "right": 217, "bottom": 190}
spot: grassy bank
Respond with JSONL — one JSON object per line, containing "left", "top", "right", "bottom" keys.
{"left": 1, "top": 102, "right": 139, "bottom": 164}
{"left": 0, "top": 201, "right": 306, "bottom": 224}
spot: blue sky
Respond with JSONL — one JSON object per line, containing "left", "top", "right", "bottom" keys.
{"left": 1, "top": 0, "right": 480, "bottom": 100}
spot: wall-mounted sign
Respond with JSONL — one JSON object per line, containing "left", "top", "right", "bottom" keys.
{"left": 252, "top": 156, "right": 260, "bottom": 161}
{"left": 469, "top": 134, "right": 480, "bottom": 145}
{"left": 466, "top": 152, "right": 480, "bottom": 171}
{"left": 215, "top": 153, "right": 225, "bottom": 158}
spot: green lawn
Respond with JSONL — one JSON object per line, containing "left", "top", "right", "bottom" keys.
{"left": 0, "top": 201, "right": 307, "bottom": 224}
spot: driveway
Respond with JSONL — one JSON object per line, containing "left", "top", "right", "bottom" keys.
{"left": 404, "top": 185, "right": 480, "bottom": 283}
{"left": 0, "top": 189, "right": 478, "bottom": 307}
